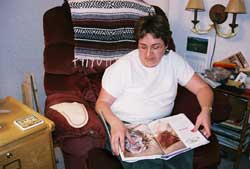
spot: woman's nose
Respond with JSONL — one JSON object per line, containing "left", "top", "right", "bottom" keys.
{"left": 146, "top": 48, "right": 152, "bottom": 56}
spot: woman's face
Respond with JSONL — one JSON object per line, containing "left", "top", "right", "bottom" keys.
{"left": 138, "top": 33, "right": 166, "bottom": 67}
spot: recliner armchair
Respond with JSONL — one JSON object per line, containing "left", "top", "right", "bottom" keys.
{"left": 43, "top": 1, "right": 231, "bottom": 169}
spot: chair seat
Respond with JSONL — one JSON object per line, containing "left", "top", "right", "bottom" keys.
{"left": 87, "top": 148, "right": 124, "bottom": 169}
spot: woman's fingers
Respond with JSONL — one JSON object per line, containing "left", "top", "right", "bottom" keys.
{"left": 111, "top": 133, "right": 125, "bottom": 155}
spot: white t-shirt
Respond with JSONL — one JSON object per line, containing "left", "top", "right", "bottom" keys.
{"left": 102, "top": 49, "right": 194, "bottom": 123}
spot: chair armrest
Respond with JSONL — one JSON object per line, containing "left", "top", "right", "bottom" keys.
{"left": 44, "top": 93, "right": 106, "bottom": 144}
{"left": 172, "top": 85, "right": 231, "bottom": 124}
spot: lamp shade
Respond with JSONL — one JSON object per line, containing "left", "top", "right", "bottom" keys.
{"left": 225, "top": 0, "right": 246, "bottom": 13}
{"left": 185, "top": 0, "right": 205, "bottom": 11}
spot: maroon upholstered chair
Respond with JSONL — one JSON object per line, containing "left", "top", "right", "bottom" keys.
{"left": 43, "top": 2, "right": 230, "bottom": 169}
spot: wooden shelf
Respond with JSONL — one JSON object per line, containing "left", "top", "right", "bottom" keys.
{"left": 213, "top": 88, "right": 250, "bottom": 169}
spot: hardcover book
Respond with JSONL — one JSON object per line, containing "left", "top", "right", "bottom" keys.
{"left": 100, "top": 113, "right": 209, "bottom": 162}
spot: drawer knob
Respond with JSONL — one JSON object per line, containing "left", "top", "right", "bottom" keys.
{"left": 6, "top": 152, "right": 13, "bottom": 158}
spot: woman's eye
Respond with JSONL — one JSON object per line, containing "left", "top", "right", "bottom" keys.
{"left": 152, "top": 45, "right": 160, "bottom": 50}
{"left": 140, "top": 46, "right": 147, "bottom": 49}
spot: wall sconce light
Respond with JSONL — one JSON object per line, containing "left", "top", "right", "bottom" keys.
{"left": 185, "top": 0, "right": 246, "bottom": 38}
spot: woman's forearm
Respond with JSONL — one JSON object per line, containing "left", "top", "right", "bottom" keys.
{"left": 95, "top": 100, "right": 121, "bottom": 126}
{"left": 196, "top": 85, "right": 214, "bottom": 113}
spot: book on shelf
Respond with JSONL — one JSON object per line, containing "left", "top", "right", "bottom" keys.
{"left": 216, "top": 133, "right": 250, "bottom": 151}
{"left": 101, "top": 113, "right": 209, "bottom": 162}
{"left": 219, "top": 116, "right": 250, "bottom": 132}
{"left": 211, "top": 124, "right": 239, "bottom": 140}
{"left": 216, "top": 134, "right": 238, "bottom": 150}
{"left": 219, "top": 121, "right": 243, "bottom": 131}
{"left": 215, "top": 118, "right": 245, "bottom": 132}
{"left": 14, "top": 114, "right": 44, "bottom": 131}
{"left": 211, "top": 123, "right": 250, "bottom": 141}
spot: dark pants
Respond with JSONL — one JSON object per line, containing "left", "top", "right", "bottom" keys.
{"left": 121, "top": 150, "right": 193, "bottom": 169}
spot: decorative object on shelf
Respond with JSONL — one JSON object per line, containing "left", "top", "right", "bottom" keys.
{"left": 185, "top": 0, "right": 246, "bottom": 38}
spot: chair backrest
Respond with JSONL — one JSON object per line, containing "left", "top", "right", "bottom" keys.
{"left": 43, "top": 1, "right": 175, "bottom": 99}
{"left": 43, "top": 1, "right": 175, "bottom": 75}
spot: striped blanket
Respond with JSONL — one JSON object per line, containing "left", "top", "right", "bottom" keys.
{"left": 67, "top": 0, "right": 155, "bottom": 67}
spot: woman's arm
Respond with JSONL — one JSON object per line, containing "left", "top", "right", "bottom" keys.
{"left": 185, "top": 73, "right": 214, "bottom": 138}
{"left": 95, "top": 88, "right": 132, "bottom": 155}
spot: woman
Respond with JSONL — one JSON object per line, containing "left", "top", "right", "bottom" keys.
{"left": 95, "top": 15, "right": 213, "bottom": 169}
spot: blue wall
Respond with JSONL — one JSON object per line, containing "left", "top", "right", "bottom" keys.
{"left": 0, "top": 0, "right": 63, "bottom": 112}
{"left": 1, "top": 0, "right": 249, "bottom": 114}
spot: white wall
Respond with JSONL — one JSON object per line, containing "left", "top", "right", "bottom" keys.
{"left": 169, "top": 0, "right": 250, "bottom": 64}
{"left": 0, "top": 0, "right": 63, "bottom": 112}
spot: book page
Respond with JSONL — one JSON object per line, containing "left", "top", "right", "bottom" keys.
{"left": 121, "top": 124, "right": 164, "bottom": 162}
{"left": 148, "top": 117, "right": 187, "bottom": 156}
{"left": 166, "top": 114, "right": 209, "bottom": 149}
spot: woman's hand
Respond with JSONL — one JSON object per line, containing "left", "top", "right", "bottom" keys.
{"left": 192, "top": 110, "right": 211, "bottom": 138}
{"left": 110, "top": 119, "right": 133, "bottom": 156}
{"left": 185, "top": 74, "right": 213, "bottom": 138}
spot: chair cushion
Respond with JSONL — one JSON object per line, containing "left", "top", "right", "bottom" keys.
{"left": 61, "top": 136, "right": 107, "bottom": 169}
{"left": 87, "top": 148, "right": 124, "bottom": 169}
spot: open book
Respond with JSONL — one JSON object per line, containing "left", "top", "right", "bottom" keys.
{"left": 118, "top": 113, "right": 209, "bottom": 162}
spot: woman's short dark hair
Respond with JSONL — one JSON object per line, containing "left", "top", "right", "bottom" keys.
{"left": 134, "top": 15, "right": 172, "bottom": 46}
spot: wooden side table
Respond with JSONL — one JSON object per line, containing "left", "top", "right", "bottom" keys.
{"left": 212, "top": 87, "right": 250, "bottom": 169}
{"left": 0, "top": 96, "right": 55, "bottom": 169}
